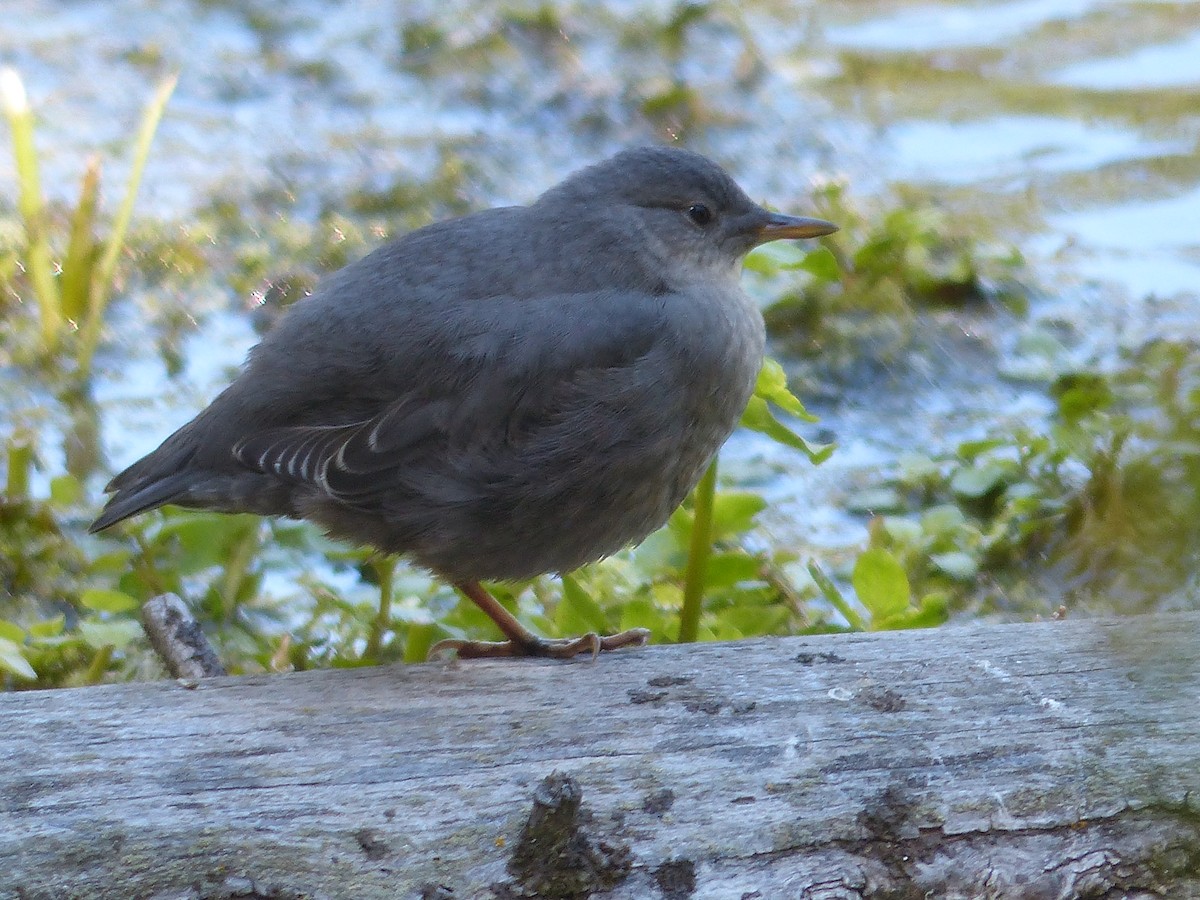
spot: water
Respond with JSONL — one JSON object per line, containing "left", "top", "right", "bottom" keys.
{"left": 885, "top": 116, "right": 1189, "bottom": 184}
{"left": 824, "top": 0, "right": 1111, "bottom": 51}
{"left": 2, "top": 0, "right": 1198, "bottom": 600}
{"left": 1052, "top": 30, "right": 1200, "bottom": 88}
{"left": 5, "top": 1, "right": 1195, "bottom": 296}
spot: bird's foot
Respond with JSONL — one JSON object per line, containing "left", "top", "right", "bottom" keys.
{"left": 429, "top": 627, "right": 650, "bottom": 661}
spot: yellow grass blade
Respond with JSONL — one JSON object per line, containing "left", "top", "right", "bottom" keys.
{"left": 1, "top": 68, "right": 62, "bottom": 347}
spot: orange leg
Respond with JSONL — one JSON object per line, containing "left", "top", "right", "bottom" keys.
{"left": 428, "top": 580, "right": 650, "bottom": 660}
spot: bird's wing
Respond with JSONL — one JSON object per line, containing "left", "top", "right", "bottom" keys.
{"left": 231, "top": 396, "right": 449, "bottom": 502}
{"left": 231, "top": 291, "right": 666, "bottom": 505}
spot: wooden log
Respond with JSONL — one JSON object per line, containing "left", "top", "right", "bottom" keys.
{"left": 3, "top": 613, "right": 1199, "bottom": 899}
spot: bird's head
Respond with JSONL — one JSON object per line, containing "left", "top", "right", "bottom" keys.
{"left": 539, "top": 146, "right": 837, "bottom": 286}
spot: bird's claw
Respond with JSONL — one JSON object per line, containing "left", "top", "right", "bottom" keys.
{"left": 429, "top": 627, "right": 650, "bottom": 661}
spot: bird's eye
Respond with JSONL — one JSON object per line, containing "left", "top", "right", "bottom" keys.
{"left": 686, "top": 203, "right": 714, "bottom": 227}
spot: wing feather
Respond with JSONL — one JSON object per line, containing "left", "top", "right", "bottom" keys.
{"left": 230, "top": 292, "right": 664, "bottom": 508}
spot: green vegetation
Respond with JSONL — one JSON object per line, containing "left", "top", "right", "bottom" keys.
{"left": 1, "top": 62, "right": 1193, "bottom": 691}
{"left": 0, "top": 73, "right": 840, "bottom": 686}
{"left": 838, "top": 339, "right": 1200, "bottom": 621}
{"left": 0, "top": 69, "right": 175, "bottom": 377}
{"left": 757, "top": 181, "right": 1029, "bottom": 364}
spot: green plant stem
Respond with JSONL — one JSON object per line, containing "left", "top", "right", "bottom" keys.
{"left": 760, "top": 561, "right": 810, "bottom": 629}
{"left": 132, "top": 533, "right": 170, "bottom": 597}
{"left": 678, "top": 458, "right": 717, "bottom": 643}
{"left": 220, "top": 521, "right": 261, "bottom": 621}
{"left": 59, "top": 156, "right": 101, "bottom": 323}
{"left": 77, "top": 72, "right": 177, "bottom": 376}
{"left": 365, "top": 557, "right": 396, "bottom": 662}
{"left": 60, "top": 376, "right": 103, "bottom": 478}
{"left": 83, "top": 644, "right": 113, "bottom": 685}
{"left": 807, "top": 560, "right": 867, "bottom": 632}
{"left": 5, "top": 438, "right": 32, "bottom": 500}
{"left": 1, "top": 68, "right": 62, "bottom": 347}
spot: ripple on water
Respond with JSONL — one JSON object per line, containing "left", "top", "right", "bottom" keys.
{"left": 1051, "top": 31, "right": 1200, "bottom": 90}
{"left": 823, "top": 0, "right": 1110, "bottom": 51}
{"left": 885, "top": 116, "right": 1190, "bottom": 185}
{"left": 1045, "top": 184, "right": 1200, "bottom": 297}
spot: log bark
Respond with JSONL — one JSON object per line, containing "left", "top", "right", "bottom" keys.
{"left": 3, "top": 613, "right": 1199, "bottom": 900}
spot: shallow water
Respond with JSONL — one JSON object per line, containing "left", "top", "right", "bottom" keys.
{"left": 2, "top": 0, "right": 1198, "bottom": 608}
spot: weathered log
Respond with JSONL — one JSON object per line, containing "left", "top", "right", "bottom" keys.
{"left": 3, "top": 613, "right": 1199, "bottom": 899}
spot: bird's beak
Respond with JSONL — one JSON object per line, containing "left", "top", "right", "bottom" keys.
{"left": 754, "top": 212, "right": 838, "bottom": 244}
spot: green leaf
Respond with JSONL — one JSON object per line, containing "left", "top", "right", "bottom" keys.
{"left": 711, "top": 491, "right": 767, "bottom": 539}
{"left": 666, "top": 504, "right": 695, "bottom": 546}
{"left": 1052, "top": 372, "right": 1114, "bottom": 423}
{"left": 679, "top": 460, "right": 717, "bottom": 643}
{"left": 618, "top": 598, "right": 667, "bottom": 639}
{"left": 789, "top": 245, "right": 840, "bottom": 281}
{"left": 852, "top": 549, "right": 910, "bottom": 621}
{"left": 881, "top": 516, "right": 923, "bottom": 544}
{"left": 1005, "top": 481, "right": 1040, "bottom": 502}
{"left": 743, "top": 244, "right": 790, "bottom": 275}
{"left": 956, "top": 438, "right": 1007, "bottom": 459}
{"left": 703, "top": 553, "right": 762, "bottom": 589}
{"left": 86, "top": 550, "right": 133, "bottom": 576}
{"left": 402, "top": 621, "right": 439, "bottom": 663}
{"left": 905, "top": 593, "right": 951, "bottom": 629}
{"left": 715, "top": 604, "right": 788, "bottom": 638}
{"left": 555, "top": 575, "right": 609, "bottom": 634}
{"left": 0, "top": 620, "right": 25, "bottom": 643}
{"left": 79, "top": 619, "right": 142, "bottom": 650}
{"left": 920, "top": 504, "right": 966, "bottom": 534}
{"left": 155, "top": 514, "right": 257, "bottom": 574}
{"left": 270, "top": 521, "right": 322, "bottom": 550}
{"left": 29, "top": 615, "right": 65, "bottom": 638}
{"left": 629, "top": 529, "right": 683, "bottom": 577}
{"left": 0, "top": 637, "right": 36, "bottom": 680}
{"left": 50, "top": 474, "right": 83, "bottom": 506}
{"left": 80, "top": 588, "right": 140, "bottom": 613}
{"left": 929, "top": 551, "right": 979, "bottom": 580}
{"left": 59, "top": 156, "right": 101, "bottom": 322}
{"left": 897, "top": 453, "right": 941, "bottom": 482}
{"left": 753, "top": 358, "right": 816, "bottom": 420}
{"left": 5, "top": 437, "right": 33, "bottom": 499}
{"left": 649, "top": 582, "right": 683, "bottom": 611}
{"left": 740, "top": 397, "right": 834, "bottom": 463}
{"left": 950, "top": 462, "right": 1009, "bottom": 498}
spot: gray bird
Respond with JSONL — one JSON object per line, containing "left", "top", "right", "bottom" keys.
{"left": 91, "top": 147, "right": 836, "bottom": 659}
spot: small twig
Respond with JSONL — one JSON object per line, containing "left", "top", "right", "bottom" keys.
{"left": 140, "top": 594, "right": 226, "bottom": 679}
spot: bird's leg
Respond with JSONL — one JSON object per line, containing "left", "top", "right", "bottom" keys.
{"left": 428, "top": 580, "right": 650, "bottom": 660}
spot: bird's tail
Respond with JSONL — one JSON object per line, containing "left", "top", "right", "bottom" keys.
{"left": 89, "top": 473, "right": 194, "bottom": 533}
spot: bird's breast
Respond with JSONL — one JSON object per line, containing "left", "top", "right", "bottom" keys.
{"left": 669, "top": 283, "right": 766, "bottom": 423}
{"left": 646, "top": 283, "right": 765, "bottom": 507}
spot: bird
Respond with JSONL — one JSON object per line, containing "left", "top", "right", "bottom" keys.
{"left": 90, "top": 146, "right": 837, "bottom": 660}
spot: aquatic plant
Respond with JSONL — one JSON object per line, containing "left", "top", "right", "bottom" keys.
{"left": 0, "top": 68, "right": 176, "bottom": 376}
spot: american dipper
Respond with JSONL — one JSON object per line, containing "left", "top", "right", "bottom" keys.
{"left": 91, "top": 147, "right": 837, "bottom": 659}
